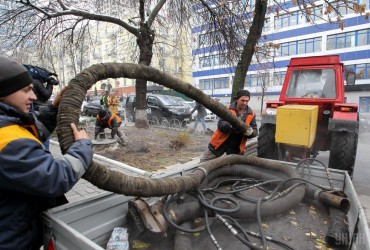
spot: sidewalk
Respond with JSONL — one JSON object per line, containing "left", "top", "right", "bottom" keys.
{"left": 49, "top": 141, "right": 107, "bottom": 202}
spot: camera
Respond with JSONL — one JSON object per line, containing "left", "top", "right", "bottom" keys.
{"left": 47, "top": 76, "right": 59, "bottom": 86}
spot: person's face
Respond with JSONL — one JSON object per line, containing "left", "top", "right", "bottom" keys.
{"left": 236, "top": 96, "right": 250, "bottom": 110}
{"left": 1, "top": 83, "right": 36, "bottom": 113}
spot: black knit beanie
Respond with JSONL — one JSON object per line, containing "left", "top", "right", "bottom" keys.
{"left": 0, "top": 57, "right": 33, "bottom": 98}
{"left": 234, "top": 90, "right": 251, "bottom": 100}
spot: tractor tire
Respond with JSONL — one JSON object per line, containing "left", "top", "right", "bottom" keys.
{"left": 257, "top": 124, "right": 278, "bottom": 160}
{"left": 328, "top": 131, "right": 358, "bottom": 177}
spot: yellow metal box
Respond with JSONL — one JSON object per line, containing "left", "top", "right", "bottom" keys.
{"left": 275, "top": 105, "right": 318, "bottom": 148}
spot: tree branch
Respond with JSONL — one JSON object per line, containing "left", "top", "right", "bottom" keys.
{"left": 147, "top": 0, "right": 167, "bottom": 27}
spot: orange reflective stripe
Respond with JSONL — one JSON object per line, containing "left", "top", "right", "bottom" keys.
{"left": 0, "top": 125, "right": 41, "bottom": 150}
{"left": 210, "top": 109, "right": 254, "bottom": 154}
{"left": 107, "top": 113, "right": 122, "bottom": 128}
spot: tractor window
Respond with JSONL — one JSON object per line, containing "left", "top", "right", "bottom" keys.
{"left": 286, "top": 69, "right": 335, "bottom": 98}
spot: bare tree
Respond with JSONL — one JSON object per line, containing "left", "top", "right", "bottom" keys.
{"left": 0, "top": 0, "right": 169, "bottom": 128}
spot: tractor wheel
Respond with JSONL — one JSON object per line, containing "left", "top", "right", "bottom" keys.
{"left": 257, "top": 124, "right": 278, "bottom": 160}
{"left": 328, "top": 131, "right": 358, "bottom": 177}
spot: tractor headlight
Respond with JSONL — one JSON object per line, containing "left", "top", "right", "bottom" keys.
{"left": 266, "top": 108, "right": 277, "bottom": 115}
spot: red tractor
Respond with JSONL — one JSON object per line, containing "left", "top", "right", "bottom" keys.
{"left": 257, "top": 55, "right": 359, "bottom": 176}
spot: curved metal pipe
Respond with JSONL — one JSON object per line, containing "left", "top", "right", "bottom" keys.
{"left": 305, "top": 188, "right": 350, "bottom": 211}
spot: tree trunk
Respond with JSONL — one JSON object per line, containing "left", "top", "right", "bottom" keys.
{"left": 231, "top": 0, "right": 267, "bottom": 102}
{"left": 135, "top": 24, "right": 154, "bottom": 128}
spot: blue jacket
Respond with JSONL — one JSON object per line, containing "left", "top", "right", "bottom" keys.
{"left": 0, "top": 102, "right": 93, "bottom": 249}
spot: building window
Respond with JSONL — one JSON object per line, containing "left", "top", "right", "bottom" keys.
{"left": 358, "top": 28, "right": 370, "bottom": 46}
{"left": 199, "top": 54, "right": 226, "bottom": 68}
{"left": 199, "top": 79, "right": 212, "bottom": 90}
{"left": 297, "top": 37, "right": 322, "bottom": 54}
{"left": 345, "top": 64, "right": 370, "bottom": 80}
{"left": 356, "top": 63, "right": 370, "bottom": 80}
{"left": 273, "top": 72, "right": 286, "bottom": 85}
{"left": 279, "top": 41, "right": 297, "bottom": 56}
{"left": 359, "top": 97, "right": 370, "bottom": 113}
{"left": 199, "top": 77, "right": 229, "bottom": 90}
{"left": 274, "top": 6, "right": 322, "bottom": 30}
{"left": 327, "top": 31, "right": 358, "bottom": 50}
{"left": 278, "top": 38, "right": 322, "bottom": 57}
{"left": 199, "top": 56, "right": 212, "bottom": 68}
{"left": 245, "top": 74, "right": 268, "bottom": 87}
{"left": 262, "top": 18, "right": 270, "bottom": 33}
{"left": 214, "top": 77, "right": 229, "bottom": 89}
{"left": 199, "top": 33, "right": 210, "bottom": 47}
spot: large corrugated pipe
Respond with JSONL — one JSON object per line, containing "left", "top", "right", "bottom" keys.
{"left": 56, "top": 63, "right": 288, "bottom": 197}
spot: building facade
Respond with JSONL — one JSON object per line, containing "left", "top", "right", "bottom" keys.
{"left": 192, "top": 0, "right": 370, "bottom": 115}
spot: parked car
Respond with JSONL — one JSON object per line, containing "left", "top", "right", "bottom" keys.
{"left": 125, "top": 94, "right": 191, "bottom": 125}
{"left": 82, "top": 99, "right": 125, "bottom": 118}
{"left": 82, "top": 99, "right": 103, "bottom": 117}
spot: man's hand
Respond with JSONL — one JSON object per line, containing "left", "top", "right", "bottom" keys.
{"left": 71, "top": 123, "right": 90, "bottom": 141}
{"left": 245, "top": 126, "right": 253, "bottom": 136}
{"left": 51, "top": 86, "right": 66, "bottom": 107}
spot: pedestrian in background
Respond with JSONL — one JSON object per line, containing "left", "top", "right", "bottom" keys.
{"left": 95, "top": 109, "right": 128, "bottom": 146}
{"left": 108, "top": 93, "right": 119, "bottom": 115}
{"left": 0, "top": 56, "right": 93, "bottom": 249}
{"left": 200, "top": 90, "right": 258, "bottom": 162}
{"left": 100, "top": 90, "right": 109, "bottom": 109}
{"left": 191, "top": 101, "right": 207, "bottom": 133}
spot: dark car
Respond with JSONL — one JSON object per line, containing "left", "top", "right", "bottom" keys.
{"left": 126, "top": 94, "right": 191, "bottom": 125}
{"left": 82, "top": 99, "right": 103, "bottom": 117}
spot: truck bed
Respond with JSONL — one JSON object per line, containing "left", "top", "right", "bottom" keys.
{"left": 42, "top": 161, "right": 370, "bottom": 250}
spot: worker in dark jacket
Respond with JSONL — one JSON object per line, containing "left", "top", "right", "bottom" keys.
{"left": 191, "top": 101, "right": 207, "bottom": 133}
{"left": 0, "top": 56, "right": 93, "bottom": 249}
{"left": 95, "top": 109, "right": 128, "bottom": 146}
{"left": 200, "top": 90, "right": 258, "bottom": 162}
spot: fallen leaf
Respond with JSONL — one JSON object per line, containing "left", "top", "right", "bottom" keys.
{"left": 262, "top": 223, "right": 269, "bottom": 228}
{"left": 132, "top": 240, "right": 150, "bottom": 249}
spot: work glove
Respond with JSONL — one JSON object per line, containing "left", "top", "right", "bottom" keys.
{"left": 218, "top": 121, "right": 233, "bottom": 133}
{"left": 245, "top": 126, "right": 254, "bottom": 136}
